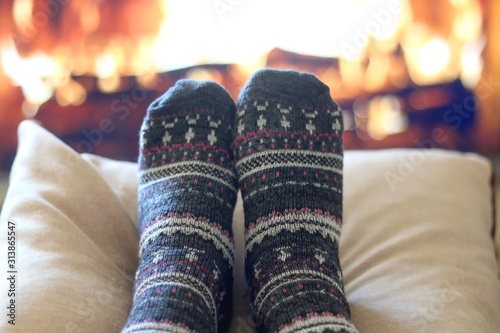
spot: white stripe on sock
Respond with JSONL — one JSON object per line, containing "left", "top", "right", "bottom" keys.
{"left": 140, "top": 216, "right": 235, "bottom": 267}
{"left": 122, "top": 321, "right": 198, "bottom": 333}
{"left": 133, "top": 272, "right": 217, "bottom": 330}
{"left": 245, "top": 211, "right": 341, "bottom": 253}
{"left": 238, "top": 162, "right": 342, "bottom": 182}
{"left": 254, "top": 270, "right": 345, "bottom": 313}
{"left": 139, "top": 171, "right": 236, "bottom": 192}
{"left": 278, "top": 314, "right": 358, "bottom": 333}
{"left": 236, "top": 149, "right": 342, "bottom": 168}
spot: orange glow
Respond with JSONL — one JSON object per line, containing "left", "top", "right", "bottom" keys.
{"left": 12, "top": 0, "right": 34, "bottom": 35}
{"left": 367, "top": 95, "right": 408, "bottom": 140}
{"left": 79, "top": 2, "right": 100, "bottom": 34}
{"left": 0, "top": 0, "right": 486, "bottom": 105}
{"left": 55, "top": 79, "right": 86, "bottom": 106}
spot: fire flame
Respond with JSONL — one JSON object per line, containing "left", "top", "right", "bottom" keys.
{"left": 0, "top": 0, "right": 485, "bottom": 126}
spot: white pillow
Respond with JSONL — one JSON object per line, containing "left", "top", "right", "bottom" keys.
{"left": 341, "top": 150, "right": 500, "bottom": 332}
{"left": 1, "top": 120, "right": 499, "bottom": 332}
{"left": 494, "top": 174, "right": 500, "bottom": 278}
{"left": 0, "top": 121, "right": 139, "bottom": 332}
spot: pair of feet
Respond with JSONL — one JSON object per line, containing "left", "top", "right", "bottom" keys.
{"left": 122, "top": 69, "right": 358, "bottom": 333}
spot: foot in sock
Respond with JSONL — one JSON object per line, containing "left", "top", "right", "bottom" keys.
{"left": 122, "top": 80, "right": 238, "bottom": 333}
{"left": 232, "top": 69, "right": 358, "bottom": 333}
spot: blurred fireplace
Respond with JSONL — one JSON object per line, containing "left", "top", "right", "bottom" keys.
{"left": 0, "top": 0, "right": 499, "bottom": 170}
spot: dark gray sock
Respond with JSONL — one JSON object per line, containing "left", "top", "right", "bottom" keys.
{"left": 123, "top": 80, "right": 238, "bottom": 333}
{"left": 232, "top": 69, "right": 358, "bottom": 333}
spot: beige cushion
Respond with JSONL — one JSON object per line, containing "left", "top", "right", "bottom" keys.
{"left": 341, "top": 150, "right": 500, "bottom": 332}
{"left": 0, "top": 120, "right": 139, "bottom": 332}
{"left": 0, "top": 120, "right": 499, "bottom": 332}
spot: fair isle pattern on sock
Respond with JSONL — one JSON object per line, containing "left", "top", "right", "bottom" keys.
{"left": 122, "top": 80, "right": 238, "bottom": 333}
{"left": 232, "top": 69, "right": 359, "bottom": 333}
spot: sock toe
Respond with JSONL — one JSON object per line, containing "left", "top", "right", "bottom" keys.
{"left": 148, "top": 79, "right": 236, "bottom": 117}
{"left": 139, "top": 80, "right": 236, "bottom": 170}
{"left": 240, "top": 68, "right": 333, "bottom": 105}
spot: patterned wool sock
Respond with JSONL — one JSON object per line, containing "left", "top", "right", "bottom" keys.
{"left": 122, "top": 80, "right": 238, "bottom": 333}
{"left": 232, "top": 69, "right": 359, "bottom": 333}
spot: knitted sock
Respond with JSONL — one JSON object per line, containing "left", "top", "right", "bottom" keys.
{"left": 122, "top": 80, "right": 238, "bottom": 333}
{"left": 232, "top": 69, "right": 358, "bottom": 333}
